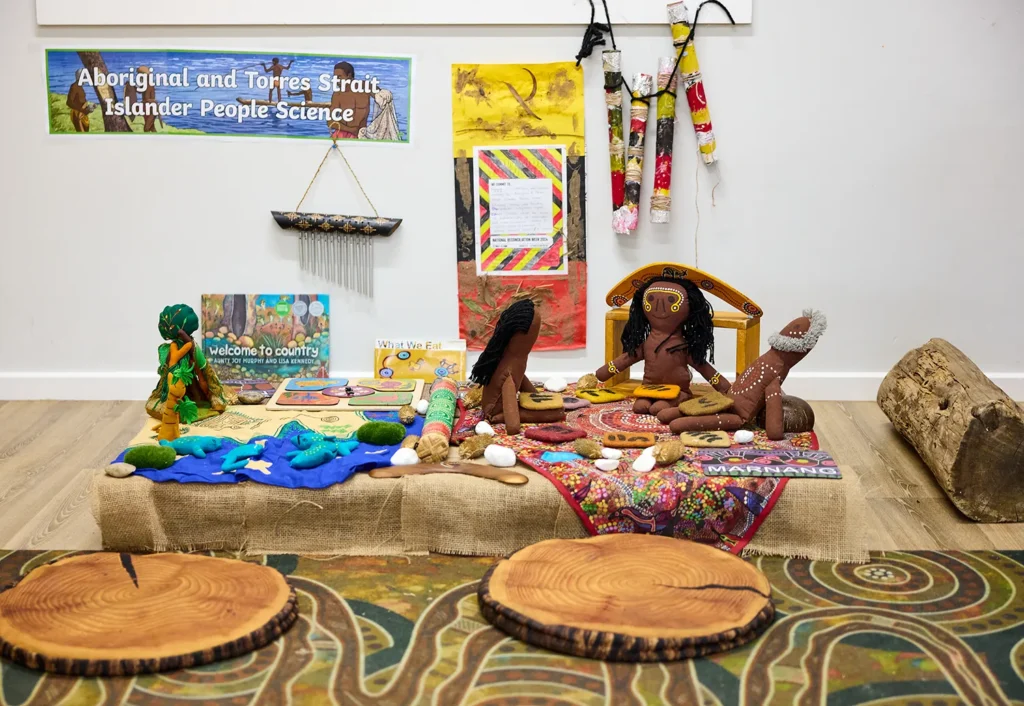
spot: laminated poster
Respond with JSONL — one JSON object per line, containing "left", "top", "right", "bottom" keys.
{"left": 202, "top": 294, "right": 330, "bottom": 396}
{"left": 46, "top": 49, "right": 411, "bottom": 143}
{"left": 374, "top": 340, "right": 468, "bottom": 382}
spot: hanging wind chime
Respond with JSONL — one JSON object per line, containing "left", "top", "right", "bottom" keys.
{"left": 271, "top": 140, "right": 401, "bottom": 297}
{"left": 575, "top": 0, "right": 733, "bottom": 233}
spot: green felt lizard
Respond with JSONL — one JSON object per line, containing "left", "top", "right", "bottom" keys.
{"left": 159, "top": 436, "right": 223, "bottom": 458}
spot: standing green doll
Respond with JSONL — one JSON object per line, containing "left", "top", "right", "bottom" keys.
{"left": 146, "top": 304, "right": 228, "bottom": 438}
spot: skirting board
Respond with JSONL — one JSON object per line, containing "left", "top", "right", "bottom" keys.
{"left": 2, "top": 371, "right": 1023, "bottom": 402}
{"left": 36, "top": 0, "right": 751, "bottom": 26}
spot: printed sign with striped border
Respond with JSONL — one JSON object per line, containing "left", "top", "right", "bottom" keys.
{"left": 473, "top": 145, "right": 568, "bottom": 276}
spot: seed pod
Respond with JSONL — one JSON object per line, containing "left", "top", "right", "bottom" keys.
{"left": 459, "top": 433, "right": 494, "bottom": 459}
{"left": 573, "top": 437, "right": 603, "bottom": 459}
{"left": 653, "top": 439, "right": 685, "bottom": 465}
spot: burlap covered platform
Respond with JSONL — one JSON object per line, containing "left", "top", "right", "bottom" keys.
{"left": 93, "top": 462, "right": 867, "bottom": 562}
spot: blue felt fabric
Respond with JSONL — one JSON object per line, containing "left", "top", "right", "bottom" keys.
{"left": 114, "top": 413, "right": 423, "bottom": 489}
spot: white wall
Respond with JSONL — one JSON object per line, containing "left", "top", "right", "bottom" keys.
{"left": 1, "top": 0, "right": 1022, "bottom": 401}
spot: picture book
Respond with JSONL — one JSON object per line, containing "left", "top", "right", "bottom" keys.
{"left": 202, "top": 294, "right": 330, "bottom": 395}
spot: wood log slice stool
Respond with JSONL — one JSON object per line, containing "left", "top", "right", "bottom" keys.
{"left": 478, "top": 534, "right": 774, "bottom": 661}
{"left": 0, "top": 553, "right": 297, "bottom": 676}
{"left": 604, "top": 263, "right": 764, "bottom": 388}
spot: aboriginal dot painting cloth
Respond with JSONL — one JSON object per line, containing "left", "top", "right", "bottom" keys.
{"left": 455, "top": 399, "right": 817, "bottom": 555}
{"left": 1, "top": 550, "right": 1021, "bottom": 705}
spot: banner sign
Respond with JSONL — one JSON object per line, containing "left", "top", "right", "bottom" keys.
{"left": 46, "top": 49, "right": 411, "bottom": 143}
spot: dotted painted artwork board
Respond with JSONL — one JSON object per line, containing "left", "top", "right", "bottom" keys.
{"left": 266, "top": 378, "right": 424, "bottom": 412}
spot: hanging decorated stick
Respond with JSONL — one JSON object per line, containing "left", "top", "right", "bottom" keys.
{"left": 602, "top": 51, "right": 626, "bottom": 217}
{"left": 668, "top": 0, "right": 717, "bottom": 165}
{"left": 650, "top": 56, "right": 678, "bottom": 224}
{"left": 612, "top": 73, "right": 653, "bottom": 234}
{"left": 415, "top": 377, "right": 458, "bottom": 463}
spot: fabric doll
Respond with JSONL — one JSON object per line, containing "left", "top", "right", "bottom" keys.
{"left": 596, "top": 277, "right": 731, "bottom": 415}
{"left": 471, "top": 299, "right": 542, "bottom": 435}
{"left": 659, "top": 309, "right": 827, "bottom": 439}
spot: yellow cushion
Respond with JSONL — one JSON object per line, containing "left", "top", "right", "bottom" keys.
{"left": 633, "top": 384, "right": 681, "bottom": 400}
{"left": 603, "top": 432, "right": 657, "bottom": 448}
{"left": 679, "top": 389, "right": 734, "bottom": 416}
{"left": 519, "top": 392, "right": 564, "bottom": 411}
{"left": 576, "top": 389, "right": 626, "bottom": 404}
{"left": 679, "top": 431, "right": 733, "bottom": 448}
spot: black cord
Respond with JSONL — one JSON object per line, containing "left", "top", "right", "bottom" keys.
{"left": 575, "top": 0, "right": 735, "bottom": 100}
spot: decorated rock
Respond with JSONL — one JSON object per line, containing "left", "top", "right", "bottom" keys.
{"left": 576, "top": 374, "right": 600, "bottom": 391}
{"left": 525, "top": 424, "right": 587, "bottom": 444}
{"left": 561, "top": 396, "right": 591, "bottom": 411}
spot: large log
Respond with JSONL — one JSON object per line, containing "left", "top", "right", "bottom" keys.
{"left": 877, "top": 338, "right": 1024, "bottom": 522}
{"left": 478, "top": 534, "right": 774, "bottom": 661}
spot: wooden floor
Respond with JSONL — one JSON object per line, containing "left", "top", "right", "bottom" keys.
{"left": 1, "top": 400, "right": 1022, "bottom": 552}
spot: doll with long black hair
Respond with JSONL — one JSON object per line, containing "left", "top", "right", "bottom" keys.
{"left": 595, "top": 277, "right": 732, "bottom": 416}
{"left": 471, "top": 298, "right": 546, "bottom": 435}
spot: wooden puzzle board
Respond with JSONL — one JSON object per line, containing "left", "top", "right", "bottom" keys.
{"left": 266, "top": 378, "right": 425, "bottom": 412}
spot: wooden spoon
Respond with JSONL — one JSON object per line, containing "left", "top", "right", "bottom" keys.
{"left": 369, "top": 463, "right": 528, "bottom": 485}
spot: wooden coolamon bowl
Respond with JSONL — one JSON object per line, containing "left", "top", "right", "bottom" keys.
{"left": 478, "top": 534, "right": 774, "bottom": 661}
{"left": 0, "top": 553, "right": 297, "bottom": 676}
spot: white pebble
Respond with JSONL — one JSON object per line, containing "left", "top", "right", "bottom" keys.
{"left": 390, "top": 448, "right": 420, "bottom": 466}
{"left": 594, "top": 458, "right": 619, "bottom": 471}
{"left": 105, "top": 462, "right": 136, "bottom": 478}
{"left": 632, "top": 454, "right": 657, "bottom": 473}
{"left": 484, "top": 445, "right": 517, "bottom": 468}
{"left": 734, "top": 430, "right": 755, "bottom": 444}
{"left": 475, "top": 421, "right": 495, "bottom": 436}
{"left": 601, "top": 448, "right": 623, "bottom": 460}
{"left": 415, "top": 399, "right": 430, "bottom": 415}
{"left": 641, "top": 446, "right": 656, "bottom": 457}
{"left": 544, "top": 376, "right": 568, "bottom": 392}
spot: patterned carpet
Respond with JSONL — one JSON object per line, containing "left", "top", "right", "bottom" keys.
{"left": 1, "top": 550, "right": 1023, "bottom": 705}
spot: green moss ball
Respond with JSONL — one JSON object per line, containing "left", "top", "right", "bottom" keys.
{"left": 355, "top": 421, "right": 407, "bottom": 446}
{"left": 124, "top": 444, "right": 177, "bottom": 470}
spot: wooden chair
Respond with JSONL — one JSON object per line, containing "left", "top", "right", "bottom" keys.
{"left": 604, "top": 263, "right": 764, "bottom": 387}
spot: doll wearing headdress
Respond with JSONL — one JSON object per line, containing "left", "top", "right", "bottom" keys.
{"left": 470, "top": 299, "right": 542, "bottom": 435}
{"left": 595, "top": 277, "right": 731, "bottom": 415}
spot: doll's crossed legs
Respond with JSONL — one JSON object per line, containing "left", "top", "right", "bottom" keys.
{"left": 633, "top": 391, "right": 692, "bottom": 417}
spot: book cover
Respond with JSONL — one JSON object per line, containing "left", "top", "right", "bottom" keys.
{"left": 374, "top": 339, "right": 467, "bottom": 382}
{"left": 202, "top": 294, "right": 330, "bottom": 395}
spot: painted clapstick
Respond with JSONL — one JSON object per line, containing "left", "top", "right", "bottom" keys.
{"left": 651, "top": 56, "right": 678, "bottom": 224}
{"left": 602, "top": 51, "right": 626, "bottom": 217}
{"left": 612, "top": 73, "right": 653, "bottom": 235}
{"left": 668, "top": 0, "right": 717, "bottom": 165}
{"left": 415, "top": 377, "right": 459, "bottom": 463}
